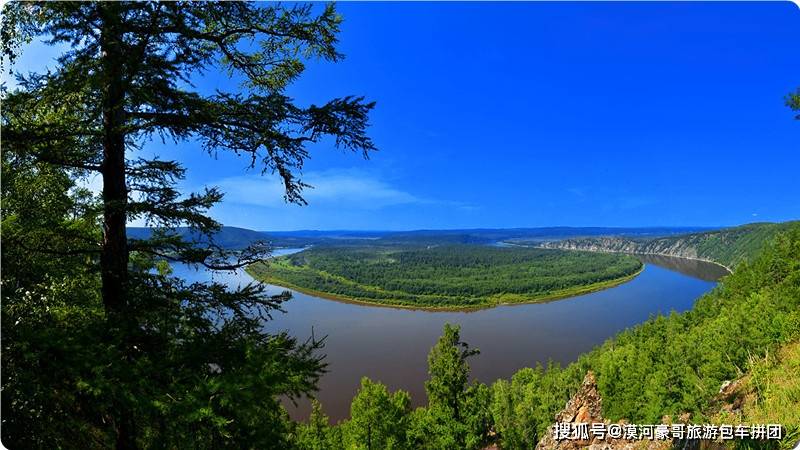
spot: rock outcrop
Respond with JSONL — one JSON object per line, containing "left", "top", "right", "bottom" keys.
{"left": 539, "top": 236, "right": 732, "bottom": 273}
{"left": 535, "top": 372, "right": 673, "bottom": 450}
{"left": 537, "top": 221, "right": 798, "bottom": 272}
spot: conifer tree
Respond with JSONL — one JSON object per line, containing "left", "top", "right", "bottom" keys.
{"left": 346, "top": 377, "right": 411, "bottom": 450}
{"left": 412, "top": 324, "right": 490, "bottom": 449}
{"left": 425, "top": 323, "right": 478, "bottom": 421}
{"left": 1, "top": 2, "right": 375, "bottom": 448}
{"left": 296, "top": 400, "right": 334, "bottom": 450}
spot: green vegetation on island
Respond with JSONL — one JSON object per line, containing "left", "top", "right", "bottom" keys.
{"left": 247, "top": 245, "right": 644, "bottom": 308}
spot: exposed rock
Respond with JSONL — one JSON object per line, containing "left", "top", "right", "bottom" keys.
{"left": 532, "top": 372, "right": 746, "bottom": 450}
{"left": 553, "top": 371, "right": 603, "bottom": 432}
{"left": 539, "top": 237, "right": 732, "bottom": 273}
{"left": 535, "top": 371, "right": 672, "bottom": 450}
{"left": 708, "top": 377, "right": 749, "bottom": 418}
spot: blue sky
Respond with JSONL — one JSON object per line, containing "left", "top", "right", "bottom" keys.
{"left": 6, "top": 2, "right": 800, "bottom": 231}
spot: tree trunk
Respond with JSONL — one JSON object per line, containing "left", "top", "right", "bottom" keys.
{"left": 115, "top": 415, "right": 137, "bottom": 450}
{"left": 100, "top": 5, "right": 136, "bottom": 450}
{"left": 100, "top": 3, "right": 129, "bottom": 317}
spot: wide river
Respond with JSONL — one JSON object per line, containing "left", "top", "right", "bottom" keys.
{"left": 170, "top": 248, "right": 728, "bottom": 422}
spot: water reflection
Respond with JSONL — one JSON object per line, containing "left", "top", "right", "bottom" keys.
{"left": 636, "top": 254, "right": 730, "bottom": 281}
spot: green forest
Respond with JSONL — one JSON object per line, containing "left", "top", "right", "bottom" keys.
{"left": 290, "top": 223, "right": 800, "bottom": 450}
{"left": 247, "top": 246, "right": 643, "bottom": 308}
{"left": 2, "top": 2, "right": 799, "bottom": 449}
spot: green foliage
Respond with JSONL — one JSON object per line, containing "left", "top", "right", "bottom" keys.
{"left": 425, "top": 324, "right": 479, "bottom": 418}
{"left": 249, "top": 245, "right": 642, "bottom": 308}
{"left": 490, "top": 224, "right": 800, "bottom": 448}
{"left": 342, "top": 378, "right": 412, "bottom": 450}
{"left": 1, "top": 147, "right": 106, "bottom": 448}
{"left": 406, "top": 324, "right": 492, "bottom": 450}
{"left": 295, "top": 400, "right": 337, "bottom": 450}
{"left": 490, "top": 363, "right": 572, "bottom": 449}
{"left": 732, "top": 341, "right": 800, "bottom": 449}
{"left": 1, "top": 2, "right": 375, "bottom": 448}
{"left": 787, "top": 87, "right": 800, "bottom": 120}
{"left": 687, "top": 222, "right": 797, "bottom": 269}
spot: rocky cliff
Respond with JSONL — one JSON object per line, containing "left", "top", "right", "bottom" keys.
{"left": 539, "top": 236, "right": 731, "bottom": 272}
{"left": 537, "top": 222, "right": 797, "bottom": 272}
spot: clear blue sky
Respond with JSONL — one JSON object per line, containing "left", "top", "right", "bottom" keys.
{"left": 7, "top": 2, "right": 800, "bottom": 231}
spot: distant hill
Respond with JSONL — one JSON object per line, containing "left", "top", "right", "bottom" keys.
{"left": 126, "top": 226, "right": 717, "bottom": 250}
{"left": 537, "top": 221, "right": 798, "bottom": 270}
{"left": 126, "top": 226, "right": 396, "bottom": 249}
{"left": 385, "top": 226, "right": 712, "bottom": 239}
{"left": 127, "top": 226, "right": 272, "bottom": 249}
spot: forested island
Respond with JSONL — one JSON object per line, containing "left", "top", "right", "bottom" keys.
{"left": 247, "top": 246, "right": 643, "bottom": 308}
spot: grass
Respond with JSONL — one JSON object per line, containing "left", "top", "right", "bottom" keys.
{"left": 713, "top": 340, "right": 800, "bottom": 449}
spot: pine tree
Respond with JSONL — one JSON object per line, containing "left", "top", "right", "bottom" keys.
{"left": 296, "top": 400, "right": 333, "bottom": 450}
{"left": 346, "top": 377, "right": 411, "bottom": 450}
{"left": 1, "top": 2, "right": 375, "bottom": 448}
{"left": 425, "top": 323, "right": 478, "bottom": 421}
{"left": 413, "top": 324, "right": 490, "bottom": 449}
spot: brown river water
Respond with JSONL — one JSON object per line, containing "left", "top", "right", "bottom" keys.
{"left": 171, "top": 249, "right": 727, "bottom": 422}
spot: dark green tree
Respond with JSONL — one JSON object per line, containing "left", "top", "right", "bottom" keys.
{"left": 1, "top": 137, "right": 107, "bottom": 449}
{"left": 1, "top": 2, "right": 375, "bottom": 448}
{"left": 407, "top": 324, "right": 491, "bottom": 449}
{"left": 425, "top": 323, "right": 479, "bottom": 421}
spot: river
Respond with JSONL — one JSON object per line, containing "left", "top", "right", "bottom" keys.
{"left": 169, "top": 248, "right": 726, "bottom": 422}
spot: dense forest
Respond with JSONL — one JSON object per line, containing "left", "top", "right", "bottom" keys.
{"left": 291, "top": 223, "right": 800, "bottom": 450}
{"left": 247, "top": 246, "right": 643, "bottom": 308}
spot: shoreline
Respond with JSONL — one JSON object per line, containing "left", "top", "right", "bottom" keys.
{"left": 244, "top": 263, "right": 645, "bottom": 312}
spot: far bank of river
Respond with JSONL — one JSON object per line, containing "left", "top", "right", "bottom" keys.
{"left": 169, "top": 249, "right": 724, "bottom": 422}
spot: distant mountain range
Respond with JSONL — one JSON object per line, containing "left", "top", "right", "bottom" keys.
{"left": 127, "top": 225, "right": 717, "bottom": 250}
{"left": 128, "top": 226, "right": 271, "bottom": 249}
